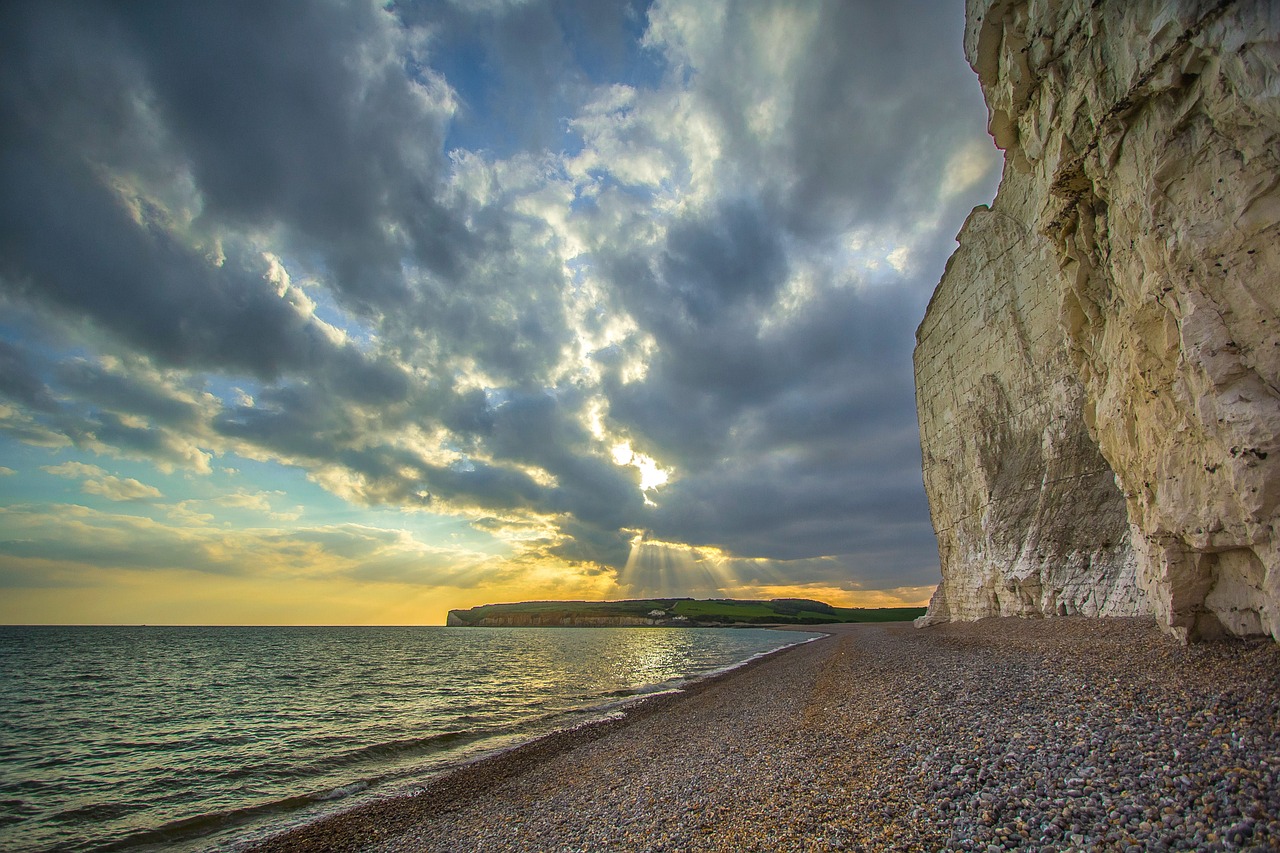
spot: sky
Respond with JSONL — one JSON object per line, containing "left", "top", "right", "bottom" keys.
{"left": 0, "top": 0, "right": 1000, "bottom": 625}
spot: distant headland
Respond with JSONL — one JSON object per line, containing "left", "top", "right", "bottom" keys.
{"left": 446, "top": 598, "right": 925, "bottom": 628}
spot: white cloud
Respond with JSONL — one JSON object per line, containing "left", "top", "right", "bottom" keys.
{"left": 42, "top": 462, "right": 108, "bottom": 479}
{"left": 886, "top": 246, "right": 912, "bottom": 274}
{"left": 214, "top": 490, "right": 276, "bottom": 512}
{"left": 42, "top": 461, "right": 162, "bottom": 501}
{"left": 81, "top": 475, "right": 163, "bottom": 502}
{"left": 212, "top": 489, "right": 302, "bottom": 521}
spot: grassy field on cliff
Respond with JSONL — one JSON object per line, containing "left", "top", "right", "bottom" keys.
{"left": 448, "top": 598, "right": 925, "bottom": 626}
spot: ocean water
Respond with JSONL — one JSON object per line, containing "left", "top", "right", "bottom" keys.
{"left": 0, "top": 625, "right": 819, "bottom": 852}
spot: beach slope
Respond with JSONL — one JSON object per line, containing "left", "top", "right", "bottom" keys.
{"left": 251, "top": 618, "right": 1279, "bottom": 852}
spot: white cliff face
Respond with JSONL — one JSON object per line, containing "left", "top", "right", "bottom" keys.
{"left": 915, "top": 166, "right": 1146, "bottom": 626}
{"left": 917, "top": 0, "right": 1280, "bottom": 640}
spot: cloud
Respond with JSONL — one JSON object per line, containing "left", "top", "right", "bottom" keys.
{"left": 81, "top": 476, "right": 163, "bottom": 502}
{"left": 0, "top": 338, "right": 60, "bottom": 412}
{"left": 214, "top": 490, "right": 278, "bottom": 513}
{"left": 41, "top": 461, "right": 163, "bottom": 502}
{"left": 0, "top": 403, "right": 71, "bottom": 449}
{"left": 0, "top": 0, "right": 1001, "bottom": 604}
{"left": 197, "top": 489, "right": 297, "bottom": 521}
{"left": 0, "top": 503, "right": 586, "bottom": 598}
{"left": 42, "top": 462, "right": 109, "bottom": 479}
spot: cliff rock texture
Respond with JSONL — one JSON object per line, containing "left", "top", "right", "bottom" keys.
{"left": 916, "top": 0, "right": 1280, "bottom": 640}
{"left": 915, "top": 170, "right": 1145, "bottom": 625}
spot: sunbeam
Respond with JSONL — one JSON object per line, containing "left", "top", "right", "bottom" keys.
{"left": 618, "top": 530, "right": 737, "bottom": 598}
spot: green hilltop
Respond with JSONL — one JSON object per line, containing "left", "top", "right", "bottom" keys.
{"left": 446, "top": 597, "right": 925, "bottom": 627}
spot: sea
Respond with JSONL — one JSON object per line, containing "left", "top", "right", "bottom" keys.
{"left": 0, "top": 625, "right": 821, "bottom": 852}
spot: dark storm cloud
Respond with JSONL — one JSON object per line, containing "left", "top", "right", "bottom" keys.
{"left": 484, "top": 389, "right": 646, "bottom": 529}
{"left": 0, "top": 134, "right": 397, "bottom": 388}
{"left": 0, "top": 0, "right": 555, "bottom": 396}
{"left": 649, "top": 429, "right": 936, "bottom": 565}
{"left": 1, "top": 1, "right": 421, "bottom": 317}
{"left": 209, "top": 381, "right": 628, "bottom": 519}
{"left": 210, "top": 379, "right": 643, "bottom": 530}
{"left": 656, "top": 200, "right": 788, "bottom": 328}
{"left": 603, "top": 254, "right": 925, "bottom": 470}
{"left": 604, "top": 273, "right": 938, "bottom": 571}
{"left": 121, "top": 0, "right": 470, "bottom": 307}
{"left": 1, "top": 0, "right": 472, "bottom": 396}
{"left": 657, "top": 0, "right": 989, "bottom": 239}
{"left": 0, "top": 340, "right": 59, "bottom": 413}
{"left": 591, "top": 204, "right": 798, "bottom": 467}
{"left": 783, "top": 2, "right": 985, "bottom": 235}
{"left": 547, "top": 516, "right": 635, "bottom": 573}
{"left": 54, "top": 360, "right": 203, "bottom": 430}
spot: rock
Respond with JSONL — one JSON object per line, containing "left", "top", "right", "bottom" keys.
{"left": 916, "top": 0, "right": 1280, "bottom": 640}
{"left": 914, "top": 172, "right": 1143, "bottom": 626}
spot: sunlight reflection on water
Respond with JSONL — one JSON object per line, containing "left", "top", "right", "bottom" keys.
{"left": 0, "top": 625, "right": 817, "bottom": 853}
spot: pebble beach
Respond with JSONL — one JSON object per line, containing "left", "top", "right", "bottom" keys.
{"left": 250, "top": 618, "right": 1280, "bottom": 852}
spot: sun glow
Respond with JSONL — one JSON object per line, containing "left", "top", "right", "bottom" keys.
{"left": 613, "top": 529, "right": 803, "bottom": 600}
{"left": 619, "top": 532, "right": 733, "bottom": 598}
{"left": 610, "top": 442, "right": 671, "bottom": 503}
{"left": 615, "top": 534, "right": 935, "bottom": 608}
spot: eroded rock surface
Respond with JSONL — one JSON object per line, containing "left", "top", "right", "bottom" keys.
{"left": 917, "top": 0, "right": 1280, "bottom": 640}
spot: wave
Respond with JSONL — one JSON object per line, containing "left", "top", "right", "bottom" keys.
{"left": 321, "top": 729, "right": 477, "bottom": 768}
{"left": 86, "top": 785, "right": 368, "bottom": 853}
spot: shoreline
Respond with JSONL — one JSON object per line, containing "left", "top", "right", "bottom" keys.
{"left": 244, "top": 626, "right": 828, "bottom": 852}
{"left": 248, "top": 618, "right": 1280, "bottom": 852}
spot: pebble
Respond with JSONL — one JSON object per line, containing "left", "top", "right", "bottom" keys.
{"left": 248, "top": 617, "right": 1280, "bottom": 852}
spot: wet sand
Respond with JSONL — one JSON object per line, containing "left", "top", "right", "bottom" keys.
{"left": 249, "top": 618, "right": 1280, "bottom": 852}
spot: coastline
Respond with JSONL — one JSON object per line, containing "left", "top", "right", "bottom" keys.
{"left": 248, "top": 618, "right": 1280, "bottom": 852}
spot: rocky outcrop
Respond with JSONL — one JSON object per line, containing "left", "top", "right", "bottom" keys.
{"left": 916, "top": 0, "right": 1280, "bottom": 641}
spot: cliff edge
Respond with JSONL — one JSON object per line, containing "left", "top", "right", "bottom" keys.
{"left": 916, "top": 0, "right": 1280, "bottom": 641}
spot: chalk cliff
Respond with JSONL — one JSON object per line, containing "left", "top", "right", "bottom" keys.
{"left": 916, "top": 0, "right": 1280, "bottom": 640}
